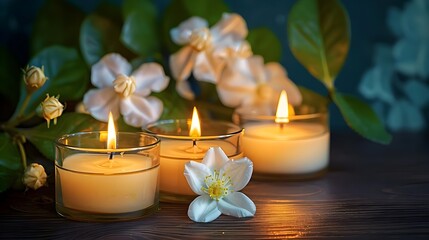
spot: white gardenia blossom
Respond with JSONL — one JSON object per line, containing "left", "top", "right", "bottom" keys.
{"left": 169, "top": 13, "right": 249, "bottom": 100}
{"left": 184, "top": 147, "right": 255, "bottom": 223}
{"left": 217, "top": 55, "right": 302, "bottom": 112}
{"left": 83, "top": 53, "right": 169, "bottom": 127}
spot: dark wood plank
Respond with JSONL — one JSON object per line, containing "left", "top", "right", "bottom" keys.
{"left": 1, "top": 132, "right": 429, "bottom": 239}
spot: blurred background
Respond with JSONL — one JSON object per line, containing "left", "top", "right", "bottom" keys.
{"left": 1, "top": 0, "right": 427, "bottom": 133}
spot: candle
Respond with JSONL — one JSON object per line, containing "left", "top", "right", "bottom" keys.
{"left": 55, "top": 113, "right": 160, "bottom": 221}
{"left": 145, "top": 107, "right": 243, "bottom": 203}
{"left": 239, "top": 91, "right": 330, "bottom": 179}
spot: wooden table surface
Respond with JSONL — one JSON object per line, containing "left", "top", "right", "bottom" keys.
{"left": 1, "top": 132, "right": 429, "bottom": 239}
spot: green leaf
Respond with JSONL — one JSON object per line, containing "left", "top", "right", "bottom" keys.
{"left": 247, "top": 28, "right": 282, "bottom": 62}
{"left": 121, "top": 11, "right": 159, "bottom": 56}
{"left": 287, "top": 0, "right": 350, "bottom": 90}
{"left": 122, "top": 0, "right": 156, "bottom": 19}
{"left": 153, "top": 84, "right": 190, "bottom": 120}
{"left": 298, "top": 86, "right": 329, "bottom": 110}
{"left": 161, "top": 0, "right": 193, "bottom": 53}
{"left": 332, "top": 92, "right": 392, "bottom": 144}
{"left": 24, "top": 113, "right": 107, "bottom": 160}
{"left": 80, "top": 14, "right": 124, "bottom": 66}
{"left": 0, "top": 133, "right": 22, "bottom": 192}
{"left": 31, "top": 0, "right": 85, "bottom": 55}
{"left": 13, "top": 46, "right": 88, "bottom": 118}
{"left": 182, "top": 0, "right": 229, "bottom": 25}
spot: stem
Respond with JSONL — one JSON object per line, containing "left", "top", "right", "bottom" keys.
{"left": 8, "top": 94, "right": 34, "bottom": 127}
{"left": 17, "top": 94, "right": 32, "bottom": 119}
{"left": 4, "top": 111, "right": 37, "bottom": 130}
{"left": 16, "top": 139, "right": 27, "bottom": 170}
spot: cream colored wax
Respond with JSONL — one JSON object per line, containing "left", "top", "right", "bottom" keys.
{"left": 159, "top": 140, "right": 242, "bottom": 196}
{"left": 57, "top": 154, "right": 159, "bottom": 213}
{"left": 243, "top": 122, "right": 329, "bottom": 174}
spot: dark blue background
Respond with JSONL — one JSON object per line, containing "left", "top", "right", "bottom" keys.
{"left": 0, "top": 0, "right": 406, "bottom": 131}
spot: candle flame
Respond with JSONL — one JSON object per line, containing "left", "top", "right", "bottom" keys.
{"left": 107, "top": 111, "right": 116, "bottom": 149}
{"left": 189, "top": 106, "right": 201, "bottom": 138}
{"left": 275, "top": 90, "right": 289, "bottom": 124}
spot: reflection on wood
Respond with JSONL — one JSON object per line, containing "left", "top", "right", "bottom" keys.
{"left": 1, "top": 133, "right": 429, "bottom": 239}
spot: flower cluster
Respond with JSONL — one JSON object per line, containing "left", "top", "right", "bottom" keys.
{"left": 170, "top": 13, "right": 302, "bottom": 114}
{"left": 79, "top": 13, "right": 302, "bottom": 128}
{"left": 4, "top": 66, "right": 61, "bottom": 190}
{"left": 359, "top": 0, "right": 429, "bottom": 131}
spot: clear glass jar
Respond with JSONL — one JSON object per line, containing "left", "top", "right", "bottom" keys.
{"left": 233, "top": 104, "right": 329, "bottom": 180}
{"left": 145, "top": 119, "right": 243, "bottom": 203}
{"left": 55, "top": 132, "right": 160, "bottom": 221}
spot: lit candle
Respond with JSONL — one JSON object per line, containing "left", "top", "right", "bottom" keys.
{"left": 241, "top": 90, "right": 330, "bottom": 178}
{"left": 55, "top": 113, "right": 160, "bottom": 221}
{"left": 145, "top": 107, "right": 243, "bottom": 203}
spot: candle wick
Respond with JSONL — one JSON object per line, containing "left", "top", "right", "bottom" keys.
{"left": 279, "top": 123, "right": 284, "bottom": 130}
{"left": 109, "top": 152, "right": 114, "bottom": 160}
{"left": 192, "top": 139, "right": 197, "bottom": 147}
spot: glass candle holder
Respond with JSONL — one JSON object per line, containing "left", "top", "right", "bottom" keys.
{"left": 145, "top": 119, "right": 243, "bottom": 203}
{"left": 233, "top": 104, "right": 329, "bottom": 180}
{"left": 55, "top": 132, "right": 160, "bottom": 222}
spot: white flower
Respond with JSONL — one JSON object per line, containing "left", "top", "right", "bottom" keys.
{"left": 83, "top": 53, "right": 169, "bottom": 127}
{"left": 184, "top": 147, "right": 255, "bottom": 223}
{"left": 170, "top": 13, "right": 249, "bottom": 100}
{"left": 22, "top": 163, "right": 47, "bottom": 190}
{"left": 217, "top": 55, "right": 302, "bottom": 112}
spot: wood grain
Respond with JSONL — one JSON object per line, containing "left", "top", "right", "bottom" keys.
{"left": 1, "top": 132, "right": 429, "bottom": 239}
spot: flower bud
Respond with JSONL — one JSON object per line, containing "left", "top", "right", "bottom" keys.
{"left": 23, "top": 66, "right": 48, "bottom": 92}
{"left": 22, "top": 163, "right": 47, "bottom": 190}
{"left": 41, "top": 94, "right": 64, "bottom": 128}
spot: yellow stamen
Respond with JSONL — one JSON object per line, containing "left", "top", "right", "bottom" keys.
{"left": 201, "top": 170, "right": 233, "bottom": 201}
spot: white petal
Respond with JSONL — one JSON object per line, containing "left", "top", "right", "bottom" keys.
{"left": 176, "top": 80, "right": 195, "bottom": 100}
{"left": 387, "top": 99, "right": 426, "bottom": 131}
{"left": 132, "top": 62, "right": 169, "bottom": 96}
{"left": 211, "top": 13, "right": 248, "bottom": 43}
{"left": 83, "top": 88, "right": 120, "bottom": 122}
{"left": 170, "top": 46, "right": 197, "bottom": 82}
{"left": 247, "top": 56, "right": 267, "bottom": 83}
{"left": 358, "top": 65, "right": 395, "bottom": 103}
{"left": 184, "top": 161, "right": 212, "bottom": 195}
{"left": 265, "top": 62, "right": 302, "bottom": 106}
{"left": 401, "top": 0, "right": 429, "bottom": 40}
{"left": 403, "top": 79, "right": 429, "bottom": 108}
{"left": 188, "top": 195, "right": 221, "bottom": 223}
{"left": 171, "top": 16, "right": 208, "bottom": 45}
{"left": 218, "top": 192, "right": 256, "bottom": 218}
{"left": 91, "top": 53, "right": 132, "bottom": 88}
{"left": 217, "top": 58, "right": 257, "bottom": 107}
{"left": 193, "top": 51, "right": 225, "bottom": 83}
{"left": 120, "top": 95, "right": 163, "bottom": 127}
{"left": 220, "top": 157, "right": 253, "bottom": 192}
{"left": 392, "top": 39, "right": 420, "bottom": 76}
{"left": 202, "top": 147, "right": 229, "bottom": 171}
